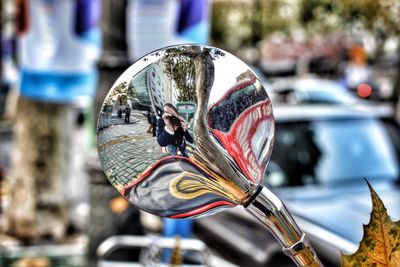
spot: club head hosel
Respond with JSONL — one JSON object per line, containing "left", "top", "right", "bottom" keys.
{"left": 245, "top": 186, "right": 323, "bottom": 267}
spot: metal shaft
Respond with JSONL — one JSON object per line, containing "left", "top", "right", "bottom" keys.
{"left": 245, "top": 186, "right": 323, "bottom": 267}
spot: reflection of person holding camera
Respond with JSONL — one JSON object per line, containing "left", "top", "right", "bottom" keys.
{"left": 157, "top": 103, "right": 193, "bottom": 158}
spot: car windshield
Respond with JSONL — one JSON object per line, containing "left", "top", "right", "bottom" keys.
{"left": 266, "top": 118, "right": 399, "bottom": 186}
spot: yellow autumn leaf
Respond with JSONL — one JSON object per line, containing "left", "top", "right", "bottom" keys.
{"left": 341, "top": 181, "right": 400, "bottom": 267}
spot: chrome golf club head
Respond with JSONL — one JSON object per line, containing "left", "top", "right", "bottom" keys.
{"left": 97, "top": 45, "right": 322, "bottom": 266}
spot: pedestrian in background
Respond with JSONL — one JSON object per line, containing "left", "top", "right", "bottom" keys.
{"left": 149, "top": 112, "right": 157, "bottom": 137}
{"left": 124, "top": 104, "right": 131, "bottom": 123}
{"left": 117, "top": 105, "right": 123, "bottom": 118}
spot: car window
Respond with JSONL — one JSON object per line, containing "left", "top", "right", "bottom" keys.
{"left": 265, "top": 118, "right": 399, "bottom": 187}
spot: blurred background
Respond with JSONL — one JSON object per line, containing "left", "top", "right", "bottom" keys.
{"left": 0, "top": 0, "right": 400, "bottom": 266}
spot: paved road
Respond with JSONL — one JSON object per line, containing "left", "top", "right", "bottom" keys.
{"left": 97, "top": 111, "right": 165, "bottom": 193}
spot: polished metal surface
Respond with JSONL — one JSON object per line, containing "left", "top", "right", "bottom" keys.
{"left": 97, "top": 45, "right": 274, "bottom": 218}
{"left": 246, "top": 187, "right": 323, "bottom": 266}
{"left": 96, "top": 44, "right": 322, "bottom": 266}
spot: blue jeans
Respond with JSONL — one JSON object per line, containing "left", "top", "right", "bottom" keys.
{"left": 167, "top": 142, "right": 189, "bottom": 158}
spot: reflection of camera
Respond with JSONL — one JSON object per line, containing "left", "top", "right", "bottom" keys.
{"left": 170, "top": 116, "right": 181, "bottom": 127}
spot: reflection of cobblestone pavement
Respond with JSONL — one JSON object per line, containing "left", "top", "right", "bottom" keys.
{"left": 97, "top": 111, "right": 165, "bottom": 191}
{"left": 110, "top": 113, "right": 140, "bottom": 125}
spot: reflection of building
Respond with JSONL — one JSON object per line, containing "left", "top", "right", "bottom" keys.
{"left": 148, "top": 63, "right": 166, "bottom": 109}
{"left": 129, "top": 68, "right": 152, "bottom": 110}
{"left": 147, "top": 62, "right": 177, "bottom": 115}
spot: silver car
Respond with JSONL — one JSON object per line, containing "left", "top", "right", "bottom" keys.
{"left": 270, "top": 77, "right": 358, "bottom": 105}
{"left": 195, "top": 104, "right": 400, "bottom": 267}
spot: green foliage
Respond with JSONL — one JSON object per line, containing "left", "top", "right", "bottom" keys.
{"left": 103, "top": 81, "right": 128, "bottom": 107}
{"left": 299, "top": 0, "right": 400, "bottom": 35}
{"left": 257, "top": 0, "right": 293, "bottom": 37}
{"left": 112, "top": 81, "right": 128, "bottom": 95}
{"left": 211, "top": 1, "right": 252, "bottom": 50}
{"left": 162, "top": 49, "right": 196, "bottom": 102}
{"left": 299, "top": 0, "right": 343, "bottom": 33}
{"left": 211, "top": 0, "right": 294, "bottom": 50}
{"left": 161, "top": 47, "right": 223, "bottom": 103}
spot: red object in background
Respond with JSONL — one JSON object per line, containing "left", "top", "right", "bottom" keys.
{"left": 357, "top": 83, "right": 372, "bottom": 98}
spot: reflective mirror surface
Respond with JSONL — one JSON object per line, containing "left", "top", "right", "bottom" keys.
{"left": 97, "top": 45, "right": 274, "bottom": 218}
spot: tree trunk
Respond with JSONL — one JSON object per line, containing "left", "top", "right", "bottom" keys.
{"left": 5, "top": 96, "right": 71, "bottom": 243}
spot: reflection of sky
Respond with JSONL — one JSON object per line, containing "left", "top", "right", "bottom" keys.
{"left": 209, "top": 54, "right": 252, "bottom": 107}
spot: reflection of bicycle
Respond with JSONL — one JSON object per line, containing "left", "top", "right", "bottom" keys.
{"left": 97, "top": 235, "right": 238, "bottom": 267}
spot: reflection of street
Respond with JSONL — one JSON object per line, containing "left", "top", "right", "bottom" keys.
{"left": 98, "top": 110, "right": 140, "bottom": 130}
{"left": 111, "top": 112, "right": 139, "bottom": 125}
{"left": 97, "top": 112, "right": 164, "bottom": 191}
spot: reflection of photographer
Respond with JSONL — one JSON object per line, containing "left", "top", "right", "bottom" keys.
{"left": 157, "top": 103, "right": 193, "bottom": 157}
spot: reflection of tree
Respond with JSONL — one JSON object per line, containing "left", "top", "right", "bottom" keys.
{"left": 161, "top": 47, "right": 225, "bottom": 103}
{"left": 105, "top": 81, "right": 128, "bottom": 105}
{"left": 162, "top": 50, "right": 196, "bottom": 102}
{"left": 118, "top": 94, "right": 127, "bottom": 105}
